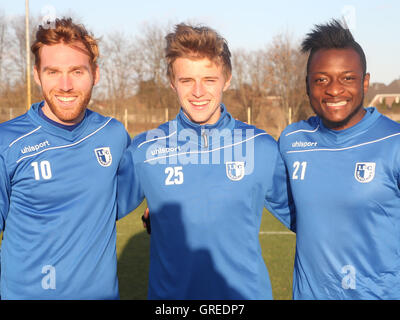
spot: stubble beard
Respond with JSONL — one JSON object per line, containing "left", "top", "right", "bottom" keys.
{"left": 43, "top": 88, "right": 93, "bottom": 124}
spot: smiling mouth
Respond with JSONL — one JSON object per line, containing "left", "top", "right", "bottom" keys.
{"left": 325, "top": 100, "right": 347, "bottom": 107}
{"left": 56, "top": 96, "right": 77, "bottom": 103}
{"left": 190, "top": 100, "right": 210, "bottom": 107}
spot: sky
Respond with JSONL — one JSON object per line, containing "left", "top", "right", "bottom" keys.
{"left": 2, "top": 0, "right": 399, "bottom": 85}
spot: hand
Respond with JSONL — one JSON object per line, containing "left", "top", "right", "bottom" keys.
{"left": 141, "top": 207, "right": 151, "bottom": 235}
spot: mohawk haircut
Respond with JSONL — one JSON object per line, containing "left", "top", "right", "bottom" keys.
{"left": 301, "top": 19, "right": 367, "bottom": 76}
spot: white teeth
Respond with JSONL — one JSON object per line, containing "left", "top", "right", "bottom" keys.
{"left": 326, "top": 101, "right": 347, "bottom": 107}
{"left": 191, "top": 101, "right": 208, "bottom": 106}
{"left": 56, "top": 96, "right": 76, "bottom": 102}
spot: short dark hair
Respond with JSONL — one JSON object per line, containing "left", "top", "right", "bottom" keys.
{"left": 301, "top": 19, "right": 367, "bottom": 75}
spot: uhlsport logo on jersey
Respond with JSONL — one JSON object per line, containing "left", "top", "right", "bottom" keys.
{"left": 354, "top": 162, "right": 375, "bottom": 183}
{"left": 226, "top": 161, "right": 245, "bottom": 181}
{"left": 94, "top": 147, "right": 112, "bottom": 167}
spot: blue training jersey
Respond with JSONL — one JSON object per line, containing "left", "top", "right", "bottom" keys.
{"left": 279, "top": 107, "right": 400, "bottom": 300}
{"left": 117, "top": 104, "right": 293, "bottom": 300}
{"left": 0, "top": 102, "right": 130, "bottom": 299}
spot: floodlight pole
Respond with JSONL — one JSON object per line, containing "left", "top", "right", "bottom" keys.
{"left": 25, "top": 0, "right": 31, "bottom": 110}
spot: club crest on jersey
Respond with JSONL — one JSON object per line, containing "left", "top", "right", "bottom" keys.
{"left": 354, "top": 162, "right": 375, "bottom": 183}
{"left": 94, "top": 147, "right": 112, "bottom": 167}
{"left": 226, "top": 161, "right": 245, "bottom": 181}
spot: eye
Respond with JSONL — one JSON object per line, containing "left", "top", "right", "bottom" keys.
{"left": 180, "top": 79, "right": 193, "bottom": 85}
{"left": 47, "top": 70, "right": 58, "bottom": 75}
{"left": 314, "top": 77, "right": 327, "bottom": 84}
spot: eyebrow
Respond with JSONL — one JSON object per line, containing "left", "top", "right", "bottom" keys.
{"left": 310, "top": 70, "right": 359, "bottom": 75}
{"left": 178, "top": 76, "right": 219, "bottom": 80}
{"left": 42, "top": 65, "right": 90, "bottom": 72}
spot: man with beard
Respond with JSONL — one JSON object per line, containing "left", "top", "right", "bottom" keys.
{"left": 0, "top": 18, "right": 129, "bottom": 299}
{"left": 279, "top": 19, "right": 400, "bottom": 299}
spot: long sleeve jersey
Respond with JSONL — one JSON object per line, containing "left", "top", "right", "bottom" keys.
{"left": 118, "top": 105, "right": 293, "bottom": 299}
{"left": 0, "top": 102, "right": 130, "bottom": 299}
{"left": 279, "top": 107, "right": 400, "bottom": 299}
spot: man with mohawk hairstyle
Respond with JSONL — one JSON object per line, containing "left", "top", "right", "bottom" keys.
{"left": 279, "top": 19, "right": 400, "bottom": 299}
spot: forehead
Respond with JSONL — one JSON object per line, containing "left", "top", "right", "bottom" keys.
{"left": 172, "top": 57, "right": 224, "bottom": 77}
{"left": 308, "top": 48, "right": 363, "bottom": 74}
{"left": 38, "top": 42, "right": 91, "bottom": 70}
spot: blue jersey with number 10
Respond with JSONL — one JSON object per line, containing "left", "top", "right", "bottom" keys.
{"left": 0, "top": 102, "right": 130, "bottom": 299}
{"left": 279, "top": 107, "right": 400, "bottom": 299}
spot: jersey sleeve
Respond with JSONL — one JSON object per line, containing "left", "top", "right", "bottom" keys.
{"left": 116, "top": 139, "right": 145, "bottom": 220}
{"left": 263, "top": 143, "right": 296, "bottom": 232}
{"left": 0, "top": 154, "right": 10, "bottom": 232}
{"left": 0, "top": 154, "right": 10, "bottom": 300}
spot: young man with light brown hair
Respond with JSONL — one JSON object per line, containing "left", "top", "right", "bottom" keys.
{"left": 118, "top": 23, "right": 294, "bottom": 300}
{"left": 0, "top": 18, "right": 130, "bottom": 299}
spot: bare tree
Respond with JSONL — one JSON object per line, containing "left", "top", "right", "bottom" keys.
{"left": 135, "top": 22, "right": 170, "bottom": 88}
{"left": 0, "top": 10, "right": 7, "bottom": 85}
{"left": 0, "top": 15, "right": 42, "bottom": 118}
{"left": 127, "top": 22, "right": 179, "bottom": 124}
{"left": 8, "top": 15, "right": 40, "bottom": 84}
{"left": 264, "top": 32, "right": 310, "bottom": 133}
{"left": 233, "top": 49, "right": 273, "bottom": 123}
{"left": 135, "top": 23, "right": 174, "bottom": 112}
{"left": 99, "top": 31, "right": 140, "bottom": 118}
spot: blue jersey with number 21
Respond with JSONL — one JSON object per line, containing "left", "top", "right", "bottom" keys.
{"left": 279, "top": 107, "right": 400, "bottom": 299}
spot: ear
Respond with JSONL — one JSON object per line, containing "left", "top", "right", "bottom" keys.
{"left": 170, "top": 79, "right": 177, "bottom": 92}
{"left": 93, "top": 65, "right": 100, "bottom": 86}
{"left": 305, "top": 76, "right": 310, "bottom": 97}
{"left": 33, "top": 65, "right": 42, "bottom": 87}
{"left": 223, "top": 73, "right": 232, "bottom": 92}
{"left": 363, "top": 72, "right": 370, "bottom": 95}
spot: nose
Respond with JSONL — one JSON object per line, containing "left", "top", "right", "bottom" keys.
{"left": 325, "top": 78, "right": 344, "bottom": 96}
{"left": 192, "top": 81, "right": 206, "bottom": 98}
{"left": 58, "top": 74, "right": 73, "bottom": 92}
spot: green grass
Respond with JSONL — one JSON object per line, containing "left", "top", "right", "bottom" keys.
{"left": 116, "top": 201, "right": 151, "bottom": 300}
{"left": 259, "top": 210, "right": 296, "bottom": 300}
{"left": 116, "top": 201, "right": 296, "bottom": 300}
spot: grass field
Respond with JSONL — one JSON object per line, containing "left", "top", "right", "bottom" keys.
{"left": 116, "top": 200, "right": 296, "bottom": 300}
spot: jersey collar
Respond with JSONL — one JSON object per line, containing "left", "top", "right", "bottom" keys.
{"left": 176, "top": 104, "right": 235, "bottom": 134}
{"left": 318, "top": 107, "right": 381, "bottom": 143}
{"left": 27, "top": 101, "right": 91, "bottom": 141}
